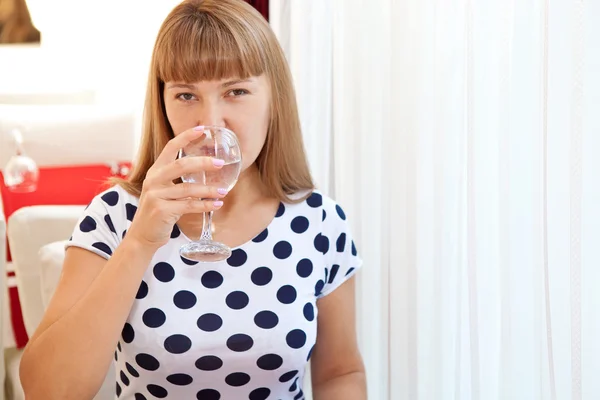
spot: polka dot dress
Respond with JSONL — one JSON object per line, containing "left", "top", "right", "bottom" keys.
{"left": 67, "top": 186, "right": 362, "bottom": 400}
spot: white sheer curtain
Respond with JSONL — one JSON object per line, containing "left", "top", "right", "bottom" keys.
{"left": 272, "top": 0, "right": 600, "bottom": 399}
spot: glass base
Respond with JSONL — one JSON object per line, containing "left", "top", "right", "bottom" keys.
{"left": 180, "top": 240, "right": 232, "bottom": 263}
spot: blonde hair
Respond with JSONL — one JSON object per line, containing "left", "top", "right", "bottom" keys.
{"left": 113, "top": 0, "right": 314, "bottom": 203}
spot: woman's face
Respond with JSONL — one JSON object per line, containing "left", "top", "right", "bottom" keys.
{"left": 163, "top": 75, "right": 271, "bottom": 171}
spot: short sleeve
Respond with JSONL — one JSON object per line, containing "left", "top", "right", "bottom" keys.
{"left": 317, "top": 197, "right": 363, "bottom": 298}
{"left": 65, "top": 188, "right": 124, "bottom": 260}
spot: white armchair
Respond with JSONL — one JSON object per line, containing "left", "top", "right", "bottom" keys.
{"left": 8, "top": 207, "right": 115, "bottom": 400}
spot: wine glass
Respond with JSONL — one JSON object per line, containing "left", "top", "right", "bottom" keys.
{"left": 3, "top": 128, "right": 39, "bottom": 193}
{"left": 179, "top": 126, "right": 242, "bottom": 262}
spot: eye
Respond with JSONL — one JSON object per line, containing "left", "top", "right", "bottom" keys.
{"left": 227, "top": 88, "right": 250, "bottom": 97}
{"left": 176, "top": 93, "right": 196, "bottom": 102}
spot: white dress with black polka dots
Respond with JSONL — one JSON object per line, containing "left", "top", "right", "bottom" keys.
{"left": 67, "top": 185, "right": 362, "bottom": 400}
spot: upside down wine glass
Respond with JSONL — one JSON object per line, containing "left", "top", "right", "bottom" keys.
{"left": 179, "top": 126, "right": 242, "bottom": 262}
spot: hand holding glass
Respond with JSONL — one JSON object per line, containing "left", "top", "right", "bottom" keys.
{"left": 179, "top": 126, "right": 242, "bottom": 262}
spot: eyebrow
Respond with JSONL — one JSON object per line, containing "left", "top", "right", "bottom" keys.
{"left": 166, "top": 79, "right": 254, "bottom": 91}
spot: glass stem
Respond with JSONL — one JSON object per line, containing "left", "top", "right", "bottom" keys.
{"left": 200, "top": 210, "right": 214, "bottom": 241}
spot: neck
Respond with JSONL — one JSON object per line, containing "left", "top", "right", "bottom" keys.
{"left": 217, "top": 163, "right": 266, "bottom": 217}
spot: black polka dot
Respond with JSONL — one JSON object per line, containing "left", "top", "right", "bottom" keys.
{"left": 153, "top": 262, "right": 175, "bottom": 283}
{"left": 329, "top": 264, "right": 340, "bottom": 284}
{"left": 295, "top": 389, "right": 304, "bottom": 399}
{"left": 196, "top": 389, "right": 221, "bottom": 400}
{"left": 275, "top": 203, "right": 285, "bottom": 217}
{"left": 164, "top": 334, "right": 192, "bottom": 354}
{"left": 226, "top": 334, "right": 254, "bottom": 352}
{"left": 173, "top": 290, "right": 197, "bottom": 309}
{"left": 324, "top": 268, "right": 329, "bottom": 283}
{"left": 167, "top": 373, "right": 193, "bottom": 386}
{"left": 121, "top": 323, "right": 135, "bottom": 343}
{"left": 142, "top": 308, "right": 166, "bottom": 328}
{"left": 306, "top": 192, "right": 323, "bottom": 207}
{"left": 92, "top": 242, "right": 112, "bottom": 256}
{"left": 147, "top": 384, "right": 168, "bottom": 398}
{"left": 105, "top": 214, "right": 116, "bottom": 234}
{"left": 195, "top": 355, "right": 223, "bottom": 371}
{"left": 291, "top": 216, "right": 309, "bottom": 234}
{"left": 227, "top": 249, "right": 247, "bottom": 267}
{"left": 197, "top": 313, "right": 223, "bottom": 332}
{"left": 257, "top": 354, "right": 283, "bottom": 371}
{"left": 336, "top": 232, "right": 347, "bottom": 252}
{"left": 303, "top": 303, "right": 314, "bottom": 321}
{"left": 315, "top": 279, "right": 325, "bottom": 296}
{"left": 114, "top": 351, "right": 118, "bottom": 361}
{"left": 116, "top": 382, "right": 122, "bottom": 397}
{"left": 201, "top": 271, "right": 224, "bottom": 289}
{"left": 249, "top": 388, "right": 271, "bottom": 400}
{"left": 136, "top": 281, "right": 148, "bottom": 299}
{"left": 286, "top": 329, "right": 307, "bottom": 349}
{"left": 279, "top": 370, "right": 298, "bottom": 383}
{"left": 296, "top": 259, "right": 313, "bottom": 278}
{"left": 351, "top": 240, "right": 357, "bottom": 256}
{"left": 171, "top": 224, "right": 181, "bottom": 238}
{"left": 254, "top": 311, "right": 279, "bottom": 329}
{"left": 336, "top": 204, "right": 347, "bottom": 220}
{"left": 180, "top": 255, "right": 199, "bottom": 265}
{"left": 122, "top": 229, "right": 127, "bottom": 239}
{"left": 322, "top": 209, "right": 327, "bottom": 221}
{"left": 226, "top": 291, "right": 249, "bottom": 310}
{"left": 117, "top": 342, "right": 122, "bottom": 352}
{"left": 136, "top": 353, "right": 160, "bottom": 371}
{"left": 253, "top": 228, "right": 268, "bottom": 243}
{"left": 102, "top": 191, "right": 119, "bottom": 206}
{"left": 79, "top": 216, "right": 97, "bottom": 232}
{"left": 277, "top": 285, "right": 297, "bottom": 304}
{"left": 126, "top": 203, "right": 137, "bottom": 221}
{"left": 120, "top": 370, "right": 130, "bottom": 386}
{"left": 307, "top": 345, "right": 315, "bottom": 361}
{"left": 289, "top": 378, "right": 299, "bottom": 392}
{"left": 273, "top": 241, "right": 292, "bottom": 259}
{"left": 225, "top": 372, "right": 250, "bottom": 387}
{"left": 346, "top": 267, "right": 356, "bottom": 276}
{"left": 314, "top": 233, "right": 330, "bottom": 254}
{"left": 251, "top": 267, "right": 273, "bottom": 286}
{"left": 126, "top": 362, "right": 139, "bottom": 377}
{"left": 135, "top": 393, "right": 147, "bottom": 400}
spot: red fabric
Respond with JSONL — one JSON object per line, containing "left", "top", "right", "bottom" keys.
{"left": 244, "top": 0, "right": 269, "bottom": 21}
{"left": 1, "top": 163, "right": 131, "bottom": 348}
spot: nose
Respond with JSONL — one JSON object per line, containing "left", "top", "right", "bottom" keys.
{"left": 196, "top": 99, "right": 225, "bottom": 128}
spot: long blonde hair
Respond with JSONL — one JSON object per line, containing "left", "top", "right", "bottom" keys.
{"left": 114, "top": 0, "right": 314, "bottom": 203}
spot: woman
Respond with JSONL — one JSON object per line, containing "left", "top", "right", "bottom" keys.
{"left": 19, "top": 0, "right": 366, "bottom": 399}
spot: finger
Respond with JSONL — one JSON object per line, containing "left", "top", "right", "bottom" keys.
{"left": 154, "top": 182, "right": 227, "bottom": 200}
{"left": 154, "top": 126, "right": 206, "bottom": 167}
{"left": 171, "top": 198, "right": 224, "bottom": 214}
{"left": 158, "top": 155, "right": 225, "bottom": 184}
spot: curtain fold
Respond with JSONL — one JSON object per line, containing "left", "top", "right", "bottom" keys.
{"left": 272, "top": 0, "right": 600, "bottom": 399}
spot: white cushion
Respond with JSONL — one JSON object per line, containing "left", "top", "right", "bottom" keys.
{"left": 38, "top": 240, "right": 115, "bottom": 400}
{"left": 38, "top": 240, "right": 68, "bottom": 308}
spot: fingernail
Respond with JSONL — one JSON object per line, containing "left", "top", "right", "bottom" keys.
{"left": 212, "top": 158, "right": 225, "bottom": 167}
{"left": 193, "top": 125, "right": 204, "bottom": 131}
{"left": 217, "top": 188, "right": 228, "bottom": 195}
{"left": 213, "top": 201, "right": 224, "bottom": 207}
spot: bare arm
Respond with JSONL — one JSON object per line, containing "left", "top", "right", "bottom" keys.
{"left": 20, "top": 240, "right": 155, "bottom": 399}
{"left": 311, "top": 277, "right": 367, "bottom": 400}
